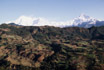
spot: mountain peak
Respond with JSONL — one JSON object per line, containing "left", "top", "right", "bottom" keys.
{"left": 79, "top": 13, "right": 90, "bottom": 19}
{"left": 71, "top": 14, "right": 98, "bottom": 27}
{"left": 5, "top": 14, "right": 104, "bottom": 28}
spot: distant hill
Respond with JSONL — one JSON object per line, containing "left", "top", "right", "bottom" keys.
{"left": 8, "top": 23, "right": 22, "bottom": 26}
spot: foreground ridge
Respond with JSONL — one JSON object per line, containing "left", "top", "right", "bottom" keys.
{"left": 0, "top": 24, "right": 104, "bottom": 70}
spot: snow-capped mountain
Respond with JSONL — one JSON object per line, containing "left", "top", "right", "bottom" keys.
{"left": 6, "top": 14, "right": 104, "bottom": 28}
{"left": 70, "top": 14, "right": 99, "bottom": 28}
{"left": 6, "top": 16, "right": 71, "bottom": 27}
{"left": 72, "top": 14, "right": 96, "bottom": 26}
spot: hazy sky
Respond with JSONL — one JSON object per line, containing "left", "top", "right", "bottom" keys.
{"left": 0, "top": 0, "right": 104, "bottom": 23}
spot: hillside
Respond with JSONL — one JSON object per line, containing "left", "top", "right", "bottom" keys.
{"left": 0, "top": 24, "right": 104, "bottom": 70}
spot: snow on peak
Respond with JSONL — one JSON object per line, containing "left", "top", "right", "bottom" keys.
{"left": 6, "top": 15, "right": 72, "bottom": 27}
{"left": 79, "top": 13, "right": 90, "bottom": 19}
{"left": 6, "top": 14, "right": 100, "bottom": 28}
{"left": 72, "top": 14, "right": 97, "bottom": 26}
{"left": 15, "top": 16, "right": 35, "bottom": 26}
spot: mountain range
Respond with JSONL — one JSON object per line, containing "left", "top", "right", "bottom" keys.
{"left": 6, "top": 14, "right": 104, "bottom": 28}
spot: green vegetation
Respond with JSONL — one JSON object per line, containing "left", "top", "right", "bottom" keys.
{"left": 0, "top": 24, "right": 104, "bottom": 70}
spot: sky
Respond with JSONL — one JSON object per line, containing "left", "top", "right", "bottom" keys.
{"left": 0, "top": 0, "right": 104, "bottom": 24}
